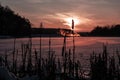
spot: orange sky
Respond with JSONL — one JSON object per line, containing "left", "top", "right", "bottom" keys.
{"left": 1, "top": 0, "right": 120, "bottom": 32}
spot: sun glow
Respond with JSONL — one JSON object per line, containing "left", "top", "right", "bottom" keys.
{"left": 64, "top": 17, "right": 81, "bottom": 27}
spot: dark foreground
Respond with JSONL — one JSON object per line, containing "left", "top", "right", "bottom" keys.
{"left": 0, "top": 38, "right": 120, "bottom": 80}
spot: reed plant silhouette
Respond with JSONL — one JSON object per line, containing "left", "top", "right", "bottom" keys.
{"left": 90, "top": 45, "right": 120, "bottom": 80}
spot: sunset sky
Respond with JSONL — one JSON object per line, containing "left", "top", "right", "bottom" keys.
{"left": 0, "top": 0, "right": 120, "bottom": 31}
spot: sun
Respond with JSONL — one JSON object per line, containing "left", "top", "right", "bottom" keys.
{"left": 64, "top": 17, "right": 81, "bottom": 27}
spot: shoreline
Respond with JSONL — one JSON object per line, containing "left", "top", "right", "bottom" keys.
{"left": 0, "top": 35, "right": 120, "bottom": 39}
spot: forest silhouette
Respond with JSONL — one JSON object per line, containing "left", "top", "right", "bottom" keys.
{"left": 89, "top": 25, "right": 120, "bottom": 37}
{"left": 0, "top": 4, "right": 31, "bottom": 37}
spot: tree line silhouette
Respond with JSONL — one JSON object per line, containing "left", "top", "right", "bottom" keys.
{"left": 0, "top": 4, "right": 31, "bottom": 37}
{"left": 90, "top": 25, "right": 120, "bottom": 37}
{"left": 31, "top": 28, "right": 73, "bottom": 37}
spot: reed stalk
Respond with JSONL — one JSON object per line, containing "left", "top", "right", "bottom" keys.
{"left": 12, "top": 38, "right": 16, "bottom": 73}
